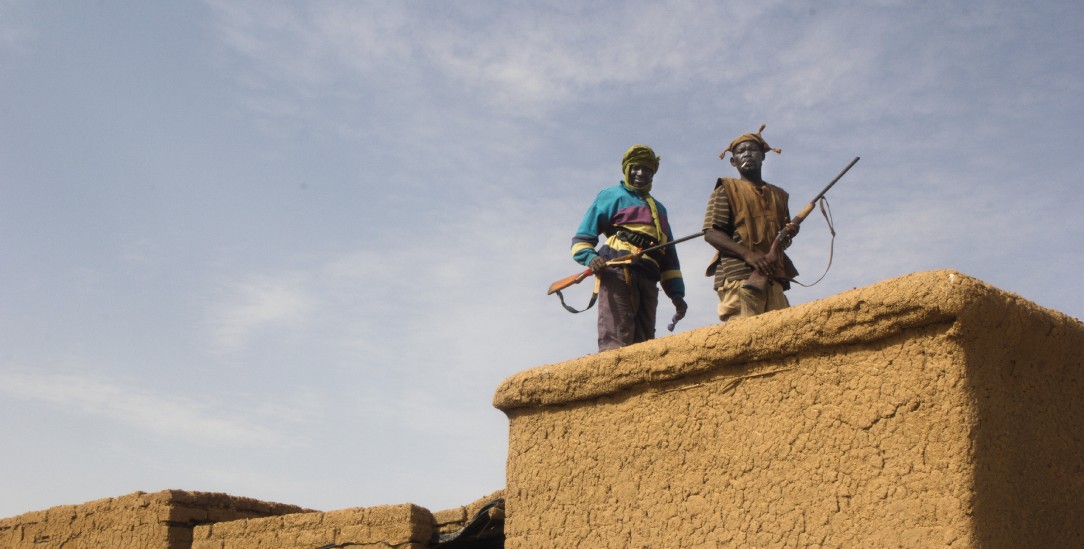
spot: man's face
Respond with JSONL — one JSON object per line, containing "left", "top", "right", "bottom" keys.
{"left": 627, "top": 164, "right": 655, "bottom": 188}
{"left": 730, "top": 140, "right": 765, "bottom": 175}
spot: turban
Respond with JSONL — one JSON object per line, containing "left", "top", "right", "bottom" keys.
{"left": 719, "top": 124, "right": 782, "bottom": 160}
{"left": 621, "top": 145, "right": 661, "bottom": 192}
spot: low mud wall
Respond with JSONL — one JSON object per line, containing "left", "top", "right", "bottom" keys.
{"left": 0, "top": 490, "right": 308, "bottom": 549}
{"left": 1, "top": 490, "right": 504, "bottom": 549}
{"left": 494, "top": 270, "right": 1084, "bottom": 547}
{"left": 191, "top": 504, "right": 433, "bottom": 549}
{"left": 189, "top": 490, "right": 503, "bottom": 549}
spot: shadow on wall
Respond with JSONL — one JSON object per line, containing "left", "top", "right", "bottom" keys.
{"left": 966, "top": 301, "right": 1084, "bottom": 547}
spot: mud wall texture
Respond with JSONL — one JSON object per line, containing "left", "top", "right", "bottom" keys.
{"left": 191, "top": 503, "right": 433, "bottom": 549}
{"left": 494, "top": 270, "right": 1084, "bottom": 548}
{"left": 0, "top": 490, "right": 503, "bottom": 549}
{"left": 187, "top": 491, "right": 503, "bottom": 549}
{"left": 431, "top": 490, "right": 504, "bottom": 536}
{"left": 0, "top": 490, "right": 309, "bottom": 549}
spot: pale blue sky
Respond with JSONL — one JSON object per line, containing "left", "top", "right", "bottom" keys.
{"left": 2, "top": 0, "right": 1082, "bottom": 518}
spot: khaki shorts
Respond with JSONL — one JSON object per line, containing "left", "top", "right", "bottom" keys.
{"left": 716, "top": 278, "right": 790, "bottom": 322}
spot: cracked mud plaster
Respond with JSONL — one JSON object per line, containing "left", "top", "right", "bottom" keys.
{"left": 496, "top": 270, "right": 1084, "bottom": 548}
{"left": 0, "top": 491, "right": 310, "bottom": 549}
{"left": 191, "top": 504, "right": 434, "bottom": 549}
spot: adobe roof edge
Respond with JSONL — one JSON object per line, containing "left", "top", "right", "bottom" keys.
{"left": 493, "top": 269, "right": 1079, "bottom": 411}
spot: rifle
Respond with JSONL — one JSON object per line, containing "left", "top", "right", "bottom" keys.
{"left": 743, "top": 156, "right": 860, "bottom": 293}
{"left": 547, "top": 229, "right": 706, "bottom": 296}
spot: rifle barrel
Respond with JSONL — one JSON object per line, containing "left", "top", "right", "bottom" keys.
{"left": 811, "top": 156, "right": 860, "bottom": 203}
{"left": 634, "top": 229, "right": 707, "bottom": 257}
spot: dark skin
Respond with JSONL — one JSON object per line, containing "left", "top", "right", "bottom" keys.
{"left": 704, "top": 140, "right": 798, "bottom": 276}
{"left": 627, "top": 164, "right": 654, "bottom": 190}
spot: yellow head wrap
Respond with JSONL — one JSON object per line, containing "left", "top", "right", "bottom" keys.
{"left": 621, "top": 144, "right": 661, "bottom": 192}
{"left": 618, "top": 144, "right": 666, "bottom": 244}
{"left": 719, "top": 124, "right": 782, "bottom": 160}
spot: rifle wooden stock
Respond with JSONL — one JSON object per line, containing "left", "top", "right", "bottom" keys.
{"left": 546, "top": 229, "right": 707, "bottom": 296}
{"left": 743, "top": 157, "right": 860, "bottom": 293}
{"left": 547, "top": 268, "right": 593, "bottom": 295}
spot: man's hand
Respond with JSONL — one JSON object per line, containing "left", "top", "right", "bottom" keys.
{"left": 673, "top": 297, "right": 688, "bottom": 319}
{"left": 589, "top": 256, "right": 608, "bottom": 274}
{"left": 667, "top": 298, "right": 688, "bottom": 332}
{"left": 779, "top": 220, "right": 799, "bottom": 250}
{"left": 744, "top": 251, "right": 776, "bottom": 276}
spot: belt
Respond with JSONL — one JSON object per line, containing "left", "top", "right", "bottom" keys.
{"left": 615, "top": 229, "right": 658, "bottom": 249}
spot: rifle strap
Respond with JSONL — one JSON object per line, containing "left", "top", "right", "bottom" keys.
{"left": 790, "top": 197, "right": 836, "bottom": 288}
{"left": 555, "top": 289, "right": 597, "bottom": 313}
{"left": 555, "top": 271, "right": 604, "bottom": 313}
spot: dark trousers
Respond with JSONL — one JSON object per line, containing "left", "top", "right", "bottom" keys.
{"left": 597, "top": 267, "right": 659, "bottom": 352}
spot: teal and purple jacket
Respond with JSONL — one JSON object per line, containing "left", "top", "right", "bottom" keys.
{"left": 571, "top": 182, "right": 685, "bottom": 300}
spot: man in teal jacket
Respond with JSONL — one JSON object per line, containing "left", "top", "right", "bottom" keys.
{"left": 571, "top": 145, "right": 687, "bottom": 352}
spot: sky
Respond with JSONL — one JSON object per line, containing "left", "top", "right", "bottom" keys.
{"left": 1, "top": 0, "right": 1082, "bottom": 519}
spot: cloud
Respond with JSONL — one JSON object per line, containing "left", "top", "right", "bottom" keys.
{"left": 202, "top": 1, "right": 783, "bottom": 117}
{"left": 208, "top": 273, "right": 314, "bottom": 354}
{"left": 0, "top": 370, "right": 293, "bottom": 447}
{"left": 0, "top": 1, "right": 36, "bottom": 57}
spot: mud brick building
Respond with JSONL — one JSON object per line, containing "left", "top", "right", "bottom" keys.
{"left": 494, "top": 270, "right": 1084, "bottom": 547}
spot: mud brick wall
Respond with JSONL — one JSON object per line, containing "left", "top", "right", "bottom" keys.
{"left": 494, "top": 270, "right": 1084, "bottom": 548}
{"left": 431, "top": 490, "right": 503, "bottom": 536}
{"left": 0, "top": 490, "right": 309, "bottom": 549}
{"left": 191, "top": 504, "right": 433, "bottom": 549}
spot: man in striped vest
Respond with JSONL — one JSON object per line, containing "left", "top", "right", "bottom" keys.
{"left": 703, "top": 126, "right": 799, "bottom": 322}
